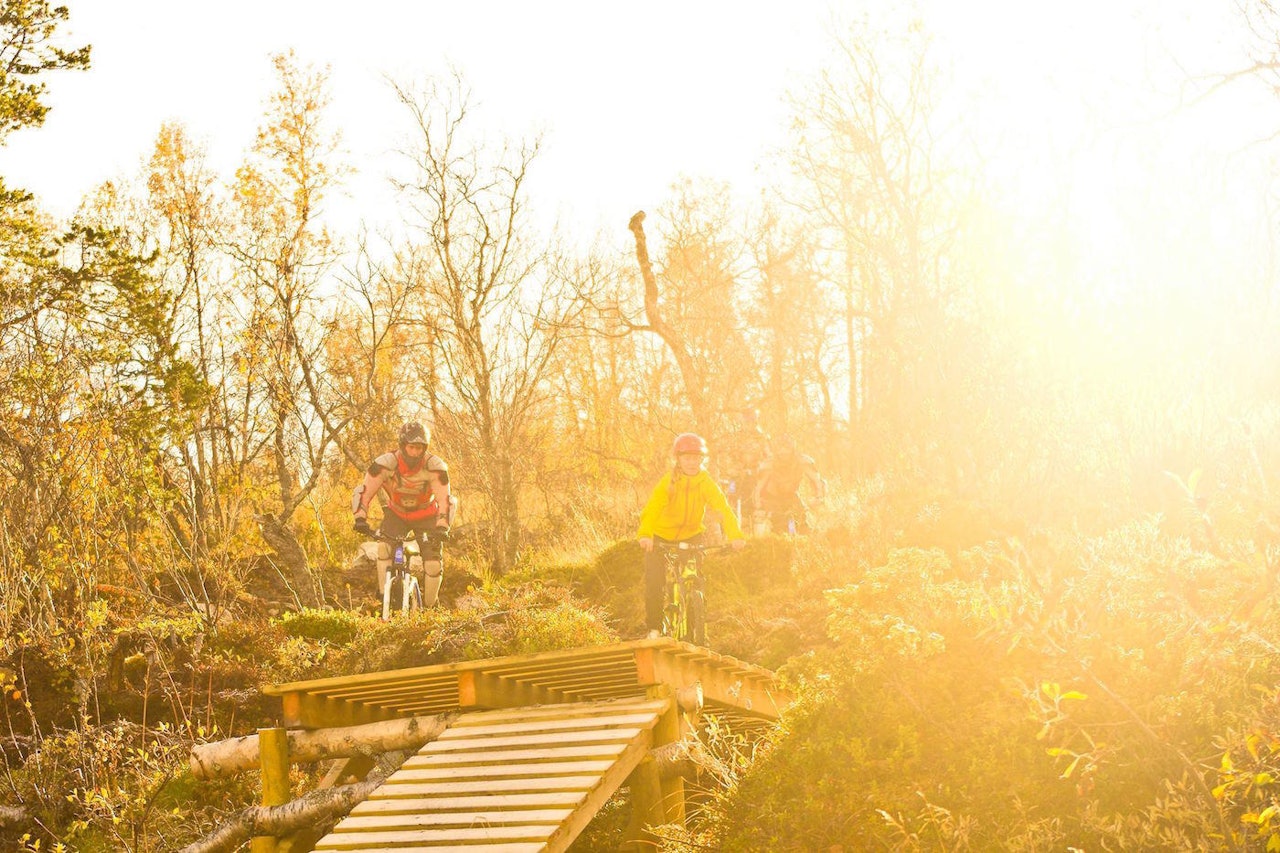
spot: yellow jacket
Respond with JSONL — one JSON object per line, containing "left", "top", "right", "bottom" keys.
{"left": 638, "top": 469, "right": 745, "bottom": 542}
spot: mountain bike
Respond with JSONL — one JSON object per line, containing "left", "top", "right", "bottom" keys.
{"left": 362, "top": 529, "right": 429, "bottom": 620}
{"left": 654, "top": 541, "right": 720, "bottom": 645}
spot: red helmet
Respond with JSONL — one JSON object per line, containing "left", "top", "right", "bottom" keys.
{"left": 672, "top": 433, "right": 708, "bottom": 457}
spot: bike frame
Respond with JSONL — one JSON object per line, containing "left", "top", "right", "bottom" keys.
{"left": 656, "top": 541, "right": 712, "bottom": 645}
{"left": 364, "top": 530, "right": 429, "bottom": 621}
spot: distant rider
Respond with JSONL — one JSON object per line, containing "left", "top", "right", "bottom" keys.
{"left": 637, "top": 433, "right": 746, "bottom": 638}
{"left": 715, "top": 407, "right": 770, "bottom": 520}
{"left": 753, "top": 433, "right": 825, "bottom": 534}
{"left": 352, "top": 422, "right": 453, "bottom": 606}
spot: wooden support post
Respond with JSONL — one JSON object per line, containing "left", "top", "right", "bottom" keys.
{"left": 650, "top": 685, "right": 686, "bottom": 826}
{"left": 250, "top": 727, "right": 290, "bottom": 853}
{"left": 621, "top": 683, "right": 685, "bottom": 851}
{"left": 620, "top": 756, "right": 665, "bottom": 852}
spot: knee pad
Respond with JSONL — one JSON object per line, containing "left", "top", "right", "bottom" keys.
{"left": 424, "top": 559, "right": 443, "bottom": 578}
{"left": 422, "top": 537, "right": 444, "bottom": 561}
{"left": 376, "top": 541, "right": 393, "bottom": 561}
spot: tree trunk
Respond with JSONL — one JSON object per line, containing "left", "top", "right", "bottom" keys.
{"left": 628, "top": 211, "right": 711, "bottom": 434}
{"left": 255, "top": 512, "right": 316, "bottom": 607}
{"left": 179, "top": 749, "right": 408, "bottom": 853}
{"left": 190, "top": 713, "right": 453, "bottom": 779}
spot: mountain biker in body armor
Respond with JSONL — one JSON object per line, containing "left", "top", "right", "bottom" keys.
{"left": 352, "top": 422, "right": 453, "bottom": 606}
{"left": 637, "top": 433, "right": 746, "bottom": 639}
{"left": 753, "top": 433, "right": 826, "bottom": 534}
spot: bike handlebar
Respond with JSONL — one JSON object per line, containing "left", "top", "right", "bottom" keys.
{"left": 357, "top": 525, "right": 449, "bottom": 544}
{"left": 653, "top": 541, "right": 729, "bottom": 554}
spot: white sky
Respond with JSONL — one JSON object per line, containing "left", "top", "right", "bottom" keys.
{"left": 0, "top": 0, "right": 835, "bottom": 241}
{"left": 0, "top": 0, "right": 1272, "bottom": 247}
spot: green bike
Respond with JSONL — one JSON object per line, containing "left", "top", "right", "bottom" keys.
{"left": 655, "top": 541, "right": 719, "bottom": 645}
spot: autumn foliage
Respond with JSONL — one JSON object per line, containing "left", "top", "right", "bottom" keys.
{"left": 5, "top": 2, "right": 1280, "bottom": 851}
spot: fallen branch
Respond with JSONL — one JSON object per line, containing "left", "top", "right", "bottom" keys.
{"left": 179, "top": 749, "right": 407, "bottom": 853}
{"left": 190, "top": 713, "right": 454, "bottom": 779}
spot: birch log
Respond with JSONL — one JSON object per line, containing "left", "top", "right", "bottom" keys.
{"left": 180, "top": 749, "right": 407, "bottom": 853}
{"left": 190, "top": 713, "right": 453, "bottom": 779}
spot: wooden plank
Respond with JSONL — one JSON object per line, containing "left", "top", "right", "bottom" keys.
{"left": 376, "top": 776, "right": 599, "bottom": 795}
{"left": 448, "top": 699, "right": 665, "bottom": 725}
{"left": 423, "top": 727, "right": 643, "bottom": 752}
{"left": 265, "top": 640, "right": 660, "bottom": 697}
{"left": 391, "top": 691, "right": 650, "bottom": 717}
{"left": 484, "top": 656, "right": 638, "bottom": 681}
{"left": 544, "top": 725, "right": 655, "bottom": 852}
{"left": 266, "top": 636, "right": 782, "bottom": 700}
{"left": 435, "top": 712, "right": 660, "bottom": 739}
{"left": 520, "top": 674, "right": 640, "bottom": 694}
{"left": 460, "top": 670, "right": 571, "bottom": 710}
{"left": 480, "top": 650, "right": 640, "bottom": 678}
{"left": 403, "top": 743, "right": 629, "bottom": 768}
{"left": 283, "top": 691, "right": 389, "bottom": 729}
{"left": 649, "top": 652, "right": 787, "bottom": 719}
{"left": 331, "top": 808, "right": 571, "bottom": 830}
{"left": 310, "top": 846, "right": 545, "bottom": 853}
{"left": 316, "top": 676, "right": 458, "bottom": 700}
{"left": 352, "top": 792, "right": 586, "bottom": 814}
{"left": 313, "top": 825, "right": 556, "bottom": 847}
{"left": 393, "top": 759, "right": 614, "bottom": 780}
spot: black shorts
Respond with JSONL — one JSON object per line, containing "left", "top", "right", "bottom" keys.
{"left": 380, "top": 513, "right": 445, "bottom": 560}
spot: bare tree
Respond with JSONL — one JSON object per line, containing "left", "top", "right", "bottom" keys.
{"left": 788, "top": 17, "right": 961, "bottom": 474}
{"left": 226, "top": 52, "right": 351, "bottom": 604}
{"left": 391, "top": 74, "right": 580, "bottom": 575}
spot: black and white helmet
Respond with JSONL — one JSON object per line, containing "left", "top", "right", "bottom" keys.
{"left": 398, "top": 421, "right": 429, "bottom": 448}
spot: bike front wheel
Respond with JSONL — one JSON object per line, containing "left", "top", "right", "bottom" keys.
{"left": 661, "top": 581, "right": 684, "bottom": 641}
{"left": 686, "top": 588, "right": 706, "bottom": 645}
{"left": 383, "top": 574, "right": 405, "bottom": 621}
{"left": 403, "top": 576, "right": 423, "bottom": 615}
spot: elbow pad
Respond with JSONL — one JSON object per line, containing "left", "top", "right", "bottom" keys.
{"left": 437, "top": 470, "right": 449, "bottom": 486}
{"left": 351, "top": 483, "right": 366, "bottom": 514}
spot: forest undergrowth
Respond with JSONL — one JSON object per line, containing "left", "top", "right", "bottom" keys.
{"left": 5, "top": 463, "right": 1280, "bottom": 851}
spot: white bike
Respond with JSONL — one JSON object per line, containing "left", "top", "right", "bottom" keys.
{"left": 364, "top": 529, "right": 427, "bottom": 620}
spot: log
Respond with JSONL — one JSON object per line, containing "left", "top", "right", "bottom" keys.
{"left": 180, "top": 749, "right": 407, "bottom": 853}
{"left": 652, "top": 737, "right": 731, "bottom": 781}
{"left": 190, "top": 713, "right": 453, "bottom": 780}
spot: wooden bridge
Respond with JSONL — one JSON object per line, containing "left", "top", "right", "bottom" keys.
{"left": 258, "top": 637, "right": 790, "bottom": 851}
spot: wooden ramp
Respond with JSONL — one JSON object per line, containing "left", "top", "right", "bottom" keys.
{"left": 312, "top": 696, "right": 669, "bottom": 852}
{"left": 262, "top": 639, "right": 790, "bottom": 850}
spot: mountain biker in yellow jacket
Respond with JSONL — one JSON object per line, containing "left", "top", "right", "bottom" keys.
{"left": 637, "top": 433, "right": 745, "bottom": 638}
